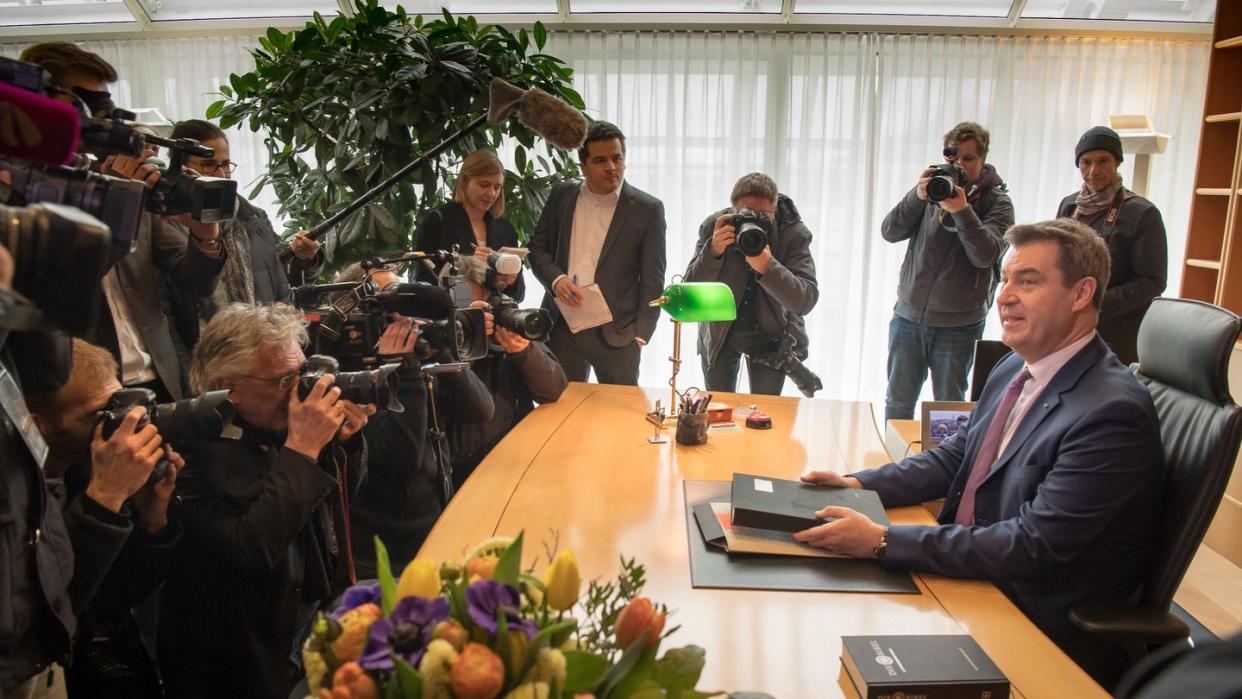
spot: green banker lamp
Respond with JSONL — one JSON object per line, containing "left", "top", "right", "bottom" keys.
{"left": 647, "top": 280, "right": 736, "bottom": 426}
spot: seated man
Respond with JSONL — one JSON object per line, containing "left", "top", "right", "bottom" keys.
{"left": 157, "top": 303, "right": 415, "bottom": 699}
{"left": 796, "top": 218, "right": 1163, "bottom": 687}
{"left": 451, "top": 255, "right": 568, "bottom": 488}
{"left": 684, "top": 172, "right": 818, "bottom": 395}
{"left": 26, "top": 340, "right": 181, "bottom": 699}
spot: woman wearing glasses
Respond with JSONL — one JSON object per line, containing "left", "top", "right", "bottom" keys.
{"left": 165, "top": 119, "right": 325, "bottom": 348}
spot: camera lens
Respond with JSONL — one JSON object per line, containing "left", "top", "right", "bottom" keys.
{"left": 736, "top": 223, "right": 768, "bottom": 257}
{"left": 926, "top": 174, "right": 956, "bottom": 203}
{"left": 336, "top": 364, "right": 403, "bottom": 413}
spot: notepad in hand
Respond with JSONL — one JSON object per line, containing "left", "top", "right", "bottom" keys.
{"left": 730, "top": 472, "right": 889, "bottom": 533}
{"left": 553, "top": 283, "right": 612, "bottom": 333}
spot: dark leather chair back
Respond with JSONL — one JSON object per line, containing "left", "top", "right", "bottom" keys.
{"left": 970, "top": 339, "right": 1010, "bottom": 402}
{"left": 1132, "top": 298, "right": 1242, "bottom": 609}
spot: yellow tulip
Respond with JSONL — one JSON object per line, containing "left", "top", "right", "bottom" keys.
{"left": 543, "top": 549, "right": 581, "bottom": 612}
{"left": 396, "top": 558, "right": 441, "bottom": 600}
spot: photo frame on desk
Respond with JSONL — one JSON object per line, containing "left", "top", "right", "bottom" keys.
{"left": 920, "top": 401, "right": 976, "bottom": 449}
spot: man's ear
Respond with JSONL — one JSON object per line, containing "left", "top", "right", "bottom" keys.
{"left": 1073, "top": 277, "right": 1098, "bottom": 312}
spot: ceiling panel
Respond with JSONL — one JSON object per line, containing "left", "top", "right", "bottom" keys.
{"left": 138, "top": 0, "right": 336, "bottom": 21}
{"left": 1021, "top": 0, "right": 1214, "bottom": 22}
{"left": 395, "top": 1, "right": 559, "bottom": 12}
{"left": 793, "top": 0, "right": 1012, "bottom": 18}
{"left": 569, "top": 0, "right": 782, "bottom": 13}
{"left": 0, "top": 0, "right": 135, "bottom": 27}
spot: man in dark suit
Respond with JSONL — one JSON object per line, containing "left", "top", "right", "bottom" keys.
{"left": 796, "top": 218, "right": 1164, "bottom": 687}
{"left": 528, "top": 121, "right": 667, "bottom": 385}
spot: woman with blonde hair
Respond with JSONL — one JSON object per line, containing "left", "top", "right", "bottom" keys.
{"left": 414, "top": 148, "right": 525, "bottom": 301}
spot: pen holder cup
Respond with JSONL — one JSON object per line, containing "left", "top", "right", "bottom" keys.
{"left": 675, "top": 412, "right": 710, "bottom": 446}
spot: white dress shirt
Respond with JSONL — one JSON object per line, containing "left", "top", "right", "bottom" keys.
{"left": 101, "top": 269, "right": 158, "bottom": 385}
{"left": 565, "top": 180, "right": 622, "bottom": 287}
{"left": 997, "top": 331, "right": 1096, "bottom": 456}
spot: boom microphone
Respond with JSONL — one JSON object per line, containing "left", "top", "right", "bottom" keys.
{"left": 283, "top": 78, "right": 588, "bottom": 260}
{"left": 0, "top": 81, "right": 80, "bottom": 166}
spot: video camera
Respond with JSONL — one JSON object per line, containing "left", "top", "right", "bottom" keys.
{"left": 97, "top": 387, "right": 239, "bottom": 485}
{"left": 297, "top": 354, "right": 403, "bottom": 413}
{"left": 926, "top": 145, "right": 968, "bottom": 204}
{"left": 0, "top": 56, "right": 237, "bottom": 223}
{"left": 483, "top": 252, "right": 551, "bottom": 342}
{"left": 730, "top": 208, "right": 773, "bottom": 257}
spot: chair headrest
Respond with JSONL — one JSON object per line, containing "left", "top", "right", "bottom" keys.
{"left": 1136, "top": 298, "right": 1240, "bottom": 405}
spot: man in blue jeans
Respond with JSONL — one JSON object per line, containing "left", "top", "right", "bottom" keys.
{"left": 881, "top": 121, "right": 1015, "bottom": 420}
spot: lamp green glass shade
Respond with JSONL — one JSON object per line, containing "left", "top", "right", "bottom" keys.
{"left": 651, "top": 282, "right": 736, "bottom": 322}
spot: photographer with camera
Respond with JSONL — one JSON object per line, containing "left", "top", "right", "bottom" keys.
{"left": 25, "top": 339, "right": 183, "bottom": 699}
{"left": 18, "top": 43, "right": 227, "bottom": 402}
{"left": 684, "top": 173, "right": 819, "bottom": 396}
{"left": 1056, "top": 126, "right": 1167, "bottom": 365}
{"left": 326, "top": 262, "right": 495, "bottom": 575}
{"left": 447, "top": 254, "right": 566, "bottom": 488}
{"left": 881, "top": 121, "right": 1014, "bottom": 420}
{"left": 156, "top": 303, "right": 379, "bottom": 698}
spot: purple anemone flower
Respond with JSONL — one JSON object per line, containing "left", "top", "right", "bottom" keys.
{"left": 359, "top": 596, "right": 451, "bottom": 671}
{"left": 466, "top": 579, "right": 538, "bottom": 638}
{"left": 332, "top": 583, "right": 381, "bottom": 619}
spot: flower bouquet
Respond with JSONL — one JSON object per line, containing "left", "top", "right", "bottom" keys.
{"left": 303, "top": 533, "right": 769, "bottom": 699}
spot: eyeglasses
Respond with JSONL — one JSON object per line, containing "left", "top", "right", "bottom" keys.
{"left": 198, "top": 159, "right": 238, "bottom": 175}
{"left": 241, "top": 364, "right": 304, "bottom": 391}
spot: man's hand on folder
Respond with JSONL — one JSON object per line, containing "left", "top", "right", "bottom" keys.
{"left": 801, "top": 470, "right": 862, "bottom": 489}
{"left": 792, "top": 506, "right": 886, "bottom": 559}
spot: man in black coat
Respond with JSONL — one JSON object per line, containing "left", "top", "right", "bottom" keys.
{"left": 528, "top": 121, "right": 667, "bottom": 386}
{"left": 157, "top": 303, "right": 407, "bottom": 699}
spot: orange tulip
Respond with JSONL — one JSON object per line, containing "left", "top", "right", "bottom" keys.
{"left": 433, "top": 618, "right": 469, "bottom": 651}
{"left": 451, "top": 642, "right": 506, "bottom": 699}
{"left": 326, "top": 662, "right": 379, "bottom": 699}
{"left": 467, "top": 555, "right": 499, "bottom": 580}
{"left": 614, "top": 597, "right": 665, "bottom": 649}
{"left": 332, "top": 604, "right": 382, "bottom": 664}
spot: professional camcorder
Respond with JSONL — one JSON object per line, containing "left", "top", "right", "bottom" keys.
{"left": 0, "top": 202, "right": 115, "bottom": 334}
{"left": 484, "top": 252, "right": 551, "bottom": 342}
{"left": 926, "top": 145, "right": 968, "bottom": 204}
{"left": 296, "top": 354, "right": 403, "bottom": 413}
{"left": 730, "top": 208, "right": 773, "bottom": 257}
{"left": 97, "top": 387, "right": 238, "bottom": 484}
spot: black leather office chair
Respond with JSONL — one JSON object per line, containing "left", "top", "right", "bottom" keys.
{"left": 1071, "top": 298, "right": 1242, "bottom": 659}
{"left": 969, "top": 339, "right": 1010, "bottom": 401}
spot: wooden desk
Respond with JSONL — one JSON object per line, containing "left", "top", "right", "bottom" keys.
{"left": 419, "top": 383, "right": 1106, "bottom": 699}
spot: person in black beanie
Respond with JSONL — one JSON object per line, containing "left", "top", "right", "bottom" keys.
{"left": 1057, "top": 125, "right": 1167, "bottom": 365}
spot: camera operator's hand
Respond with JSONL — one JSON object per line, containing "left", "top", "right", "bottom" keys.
{"left": 469, "top": 301, "right": 495, "bottom": 335}
{"left": 494, "top": 327, "right": 529, "bottom": 354}
{"left": 284, "top": 374, "right": 344, "bottom": 461}
{"left": 132, "top": 446, "right": 182, "bottom": 536}
{"left": 101, "top": 153, "right": 162, "bottom": 189}
{"left": 553, "top": 276, "right": 583, "bottom": 307}
{"left": 290, "top": 231, "right": 320, "bottom": 261}
{"left": 915, "top": 167, "right": 937, "bottom": 201}
{"left": 165, "top": 214, "right": 221, "bottom": 249}
{"left": 800, "top": 469, "right": 862, "bottom": 490}
{"left": 938, "top": 185, "right": 969, "bottom": 214}
{"left": 336, "top": 400, "right": 375, "bottom": 444}
{"left": 710, "top": 213, "right": 736, "bottom": 258}
{"left": 86, "top": 407, "right": 163, "bottom": 513}
{"left": 745, "top": 246, "right": 773, "bottom": 275}
{"left": 377, "top": 316, "right": 420, "bottom": 355}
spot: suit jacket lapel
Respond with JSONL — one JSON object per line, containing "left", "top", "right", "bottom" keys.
{"left": 982, "top": 334, "right": 1108, "bottom": 481}
{"left": 596, "top": 182, "right": 634, "bottom": 268}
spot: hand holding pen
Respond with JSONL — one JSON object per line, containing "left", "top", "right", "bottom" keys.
{"left": 555, "top": 274, "right": 583, "bottom": 307}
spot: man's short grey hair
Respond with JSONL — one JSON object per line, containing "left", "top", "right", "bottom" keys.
{"left": 189, "top": 303, "right": 308, "bottom": 393}
{"left": 730, "top": 173, "right": 778, "bottom": 206}
{"left": 1005, "top": 218, "right": 1111, "bottom": 310}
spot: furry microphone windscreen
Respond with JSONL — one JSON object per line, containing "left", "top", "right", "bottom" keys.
{"left": 514, "top": 88, "right": 587, "bottom": 151}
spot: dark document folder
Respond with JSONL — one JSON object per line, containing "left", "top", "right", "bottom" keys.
{"left": 841, "top": 634, "right": 1010, "bottom": 699}
{"left": 730, "top": 472, "right": 889, "bottom": 532}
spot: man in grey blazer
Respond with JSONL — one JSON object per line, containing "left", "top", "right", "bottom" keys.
{"left": 684, "top": 173, "right": 818, "bottom": 395}
{"left": 528, "top": 121, "right": 667, "bottom": 385}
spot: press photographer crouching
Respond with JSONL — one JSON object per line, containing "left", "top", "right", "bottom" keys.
{"left": 450, "top": 254, "right": 567, "bottom": 489}
{"left": 25, "top": 340, "right": 185, "bottom": 699}
{"left": 325, "top": 262, "right": 495, "bottom": 576}
{"left": 684, "top": 173, "right": 820, "bottom": 396}
{"left": 156, "top": 303, "right": 395, "bottom": 699}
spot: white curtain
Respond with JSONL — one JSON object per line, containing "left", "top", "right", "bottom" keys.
{"left": 4, "top": 31, "right": 1210, "bottom": 408}
{"left": 545, "top": 31, "right": 1209, "bottom": 405}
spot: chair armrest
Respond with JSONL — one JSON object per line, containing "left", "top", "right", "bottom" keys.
{"left": 1069, "top": 604, "right": 1190, "bottom": 646}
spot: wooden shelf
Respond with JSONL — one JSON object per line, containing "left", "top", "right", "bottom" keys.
{"left": 1197, "top": 188, "right": 1236, "bottom": 196}
{"left": 1216, "top": 35, "right": 1242, "bottom": 49}
{"left": 1206, "top": 112, "right": 1242, "bottom": 123}
{"left": 1187, "top": 258, "right": 1224, "bottom": 270}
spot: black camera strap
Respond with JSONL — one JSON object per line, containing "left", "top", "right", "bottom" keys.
{"left": 0, "top": 362, "right": 49, "bottom": 468}
{"left": 424, "top": 373, "right": 454, "bottom": 507}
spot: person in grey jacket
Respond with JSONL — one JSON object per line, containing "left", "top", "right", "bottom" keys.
{"left": 684, "top": 173, "right": 818, "bottom": 395}
{"left": 1057, "top": 126, "right": 1167, "bottom": 365}
{"left": 881, "top": 121, "right": 1015, "bottom": 420}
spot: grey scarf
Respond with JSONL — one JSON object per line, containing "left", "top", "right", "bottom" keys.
{"left": 1074, "top": 175, "right": 1125, "bottom": 220}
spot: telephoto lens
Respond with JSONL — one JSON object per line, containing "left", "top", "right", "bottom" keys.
{"left": 98, "top": 388, "right": 237, "bottom": 484}
{"left": 297, "top": 354, "right": 404, "bottom": 413}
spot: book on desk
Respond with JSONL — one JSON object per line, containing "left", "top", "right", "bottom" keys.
{"left": 730, "top": 472, "right": 889, "bottom": 533}
{"left": 841, "top": 634, "right": 1010, "bottom": 699}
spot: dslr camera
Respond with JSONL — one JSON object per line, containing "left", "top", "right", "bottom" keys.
{"left": 748, "top": 331, "right": 823, "bottom": 398}
{"left": 296, "top": 354, "right": 403, "bottom": 413}
{"left": 484, "top": 252, "right": 551, "bottom": 342}
{"left": 97, "top": 388, "right": 238, "bottom": 484}
{"left": 730, "top": 208, "right": 773, "bottom": 257}
{"left": 926, "top": 145, "right": 968, "bottom": 204}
